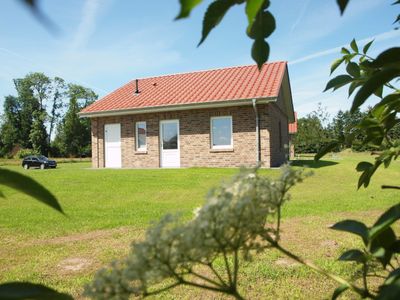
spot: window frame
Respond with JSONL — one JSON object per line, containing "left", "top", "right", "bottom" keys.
{"left": 135, "top": 121, "right": 147, "bottom": 151}
{"left": 210, "top": 116, "right": 233, "bottom": 149}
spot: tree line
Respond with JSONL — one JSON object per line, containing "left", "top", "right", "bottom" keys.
{"left": 0, "top": 72, "right": 97, "bottom": 158}
{"left": 293, "top": 104, "right": 400, "bottom": 154}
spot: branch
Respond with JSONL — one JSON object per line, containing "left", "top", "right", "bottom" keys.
{"left": 205, "top": 262, "right": 230, "bottom": 288}
{"left": 144, "top": 282, "right": 181, "bottom": 297}
{"left": 187, "top": 268, "right": 225, "bottom": 288}
{"left": 263, "top": 235, "right": 374, "bottom": 298}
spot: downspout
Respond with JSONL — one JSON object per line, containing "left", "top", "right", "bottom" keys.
{"left": 252, "top": 99, "right": 260, "bottom": 165}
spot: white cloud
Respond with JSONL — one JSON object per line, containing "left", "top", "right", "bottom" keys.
{"left": 70, "top": 0, "right": 102, "bottom": 51}
{"left": 289, "top": 0, "right": 311, "bottom": 33}
{"left": 289, "top": 29, "right": 400, "bottom": 66}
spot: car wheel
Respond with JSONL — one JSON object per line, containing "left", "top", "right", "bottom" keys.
{"left": 23, "top": 164, "right": 29, "bottom": 170}
{"left": 40, "top": 163, "right": 45, "bottom": 170}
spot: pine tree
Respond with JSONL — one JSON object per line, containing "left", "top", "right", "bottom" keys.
{"left": 29, "top": 111, "right": 48, "bottom": 155}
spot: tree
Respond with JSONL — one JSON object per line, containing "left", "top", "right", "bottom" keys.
{"left": 55, "top": 84, "right": 97, "bottom": 157}
{"left": 0, "top": 73, "right": 96, "bottom": 157}
{"left": 294, "top": 116, "right": 324, "bottom": 153}
{"left": 293, "top": 104, "right": 333, "bottom": 153}
{"left": 48, "top": 77, "right": 67, "bottom": 144}
{"left": 0, "top": 96, "right": 21, "bottom": 156}
{"left": 13, "top": 77, "right": 39, "bottom": 149}
{"left": 29, "top": 111, "right": 48, "bottom": 155}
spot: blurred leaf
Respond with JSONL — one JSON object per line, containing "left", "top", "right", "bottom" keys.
{"left": 370, "top": 228, "right": 396, "bottom": 267}
{"left": 374, "top": 85, "right": 384, "bottom": 98}
{"left": 336, "top": 0, "right": 350, "bottom": 15}
{"left": 363, "top": 40, "right": 374, "bottom": 54}
{"left": 394, "top": 14, "right": 400, "bottom": 24}
{"left": 21, "top": 0, "right": 59, "bottom": 35}
{"left": 198, "top": 0, "right": 236, "bottom": 46}
{"left": 356, "top": 161, "right": 373, "bottom": 172}
{"left": 341, "top": 47, "right": 350, "bottom": 55}
{"left": 331, "top": 58, "right": 345, "bottom": 74}
{"left": 331, "top": 220, "right": 369, "bottom": 245}
{"left": 377, "top": 278, "right": 400, "bottom": 300}
{"left": 332, "top": 284, "right": 349, "bottom": 300}
{"left": 245, "top": 0, "right": 265, "bottom": 29}
{"left": 0, "top": 168, "right": 63, "bottom": 214}
{"left": 175, "top": 0, "right": 203, "bottom": 19}
{"left": 344, "top": 53, "right": 357, "bottom": 63}
{"left": 351, "top": 68, "right": 400, "bottom": 113}
{"left": 348, "top": 80, "right": 362, "bottom": 96}
{"left": 251, "top": 38, "right": 270, "bottom": 69}
{"left": 0, "top": 282, "right": 73, "bottom": 300}
{"left": 371, "top": 47, "right": 400, "bottom": 68}
{"left": 350, "top": 39, "right": 358, "bottom": 53}
{"left": 370, "top": 204, "right": 400, "bottom": 241}
{"left": 357, "top": 160, "right": 381, "bottom": 189}
{"left": 247, "top": 10, "right": 275, "bottom": 39}
{"left": 324, "top": 75, "right": 353, "bottom": 92}
{"left": 339, "top": 249, "right": 366, "bottom": 263}
{"left": 315, "top": 140, "right": 340, "bottom": 161}
{"left": 346, "top": 62, "right": 360, "bottom": 77}
{"left": 375, "top": 93, "right": 400, "bottom": 111}
{"left": 385, "top": 269, "right": 400, "bottom": 285}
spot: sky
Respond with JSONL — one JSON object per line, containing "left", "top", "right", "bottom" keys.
{"left": 0, "top": 0, "right": 398, "bottom": 118}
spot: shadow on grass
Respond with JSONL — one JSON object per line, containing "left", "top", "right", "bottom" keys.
{"left": 290, "top": 159, "right": 339, "bottom": 169}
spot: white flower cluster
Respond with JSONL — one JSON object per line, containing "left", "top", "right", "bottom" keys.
{"left": 85, "top": 166, "right": 307, "bottom": 300}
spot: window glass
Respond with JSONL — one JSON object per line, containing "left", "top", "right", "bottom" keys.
{"left": 211, "top": 116, "right": 232, "bottom": 148}
{"left": 136, "top": 122, "right": 147, "bottom": 150}
{"left": 162, "top": 122, "right": 178, "bottom": 150}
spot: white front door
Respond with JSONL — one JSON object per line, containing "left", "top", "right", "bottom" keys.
{"left": 160, "top": 120, "right": 180, "bottom": 168}
{"left": 104, "top": 123, "right": 121, "bottom": 168}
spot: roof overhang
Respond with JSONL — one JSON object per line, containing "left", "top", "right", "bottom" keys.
{"left": 78, "top": 97, "right": 277, "bottom": 118}
{"left": 281, "top": 67, "right": 295, "bottom": 123}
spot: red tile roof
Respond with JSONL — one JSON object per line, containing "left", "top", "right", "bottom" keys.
{"left": 80, "top": 62, "right": 287, "bottom": 115}
{"left": 289, "top": 112, "right": 297, "bottom": 134}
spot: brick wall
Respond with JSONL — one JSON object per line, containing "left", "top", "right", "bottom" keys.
{"left": 90, "top": 103, "right": 289, "bottom": 168}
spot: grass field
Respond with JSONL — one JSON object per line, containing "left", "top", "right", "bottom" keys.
{"left": 0, "top": 152, "right": 399, "bottom": 299}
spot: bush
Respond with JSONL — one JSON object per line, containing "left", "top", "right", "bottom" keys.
{"left": 14, "top": 148, "right": 39, "bottom": 159}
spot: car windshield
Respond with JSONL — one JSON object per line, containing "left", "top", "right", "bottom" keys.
{"left": 38, "top": 155, "right": 48, "bottom": 161}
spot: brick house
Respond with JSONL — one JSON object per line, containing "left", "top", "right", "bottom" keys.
{"left": 79, "top": 62, "right": 295, "bottom": 168}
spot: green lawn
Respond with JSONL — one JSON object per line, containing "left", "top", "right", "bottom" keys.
{"left": 0, "top": 152, "right": 399, "bottom": 299}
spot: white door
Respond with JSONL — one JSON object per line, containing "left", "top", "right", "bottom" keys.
{"left": 104, "top": 123, "right": 121, "bottom": 168}
{"left": 160, "top": 120, "right": 180, "bottom": 168}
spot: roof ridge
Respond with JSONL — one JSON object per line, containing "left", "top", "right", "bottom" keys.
{"left": 135, "top": 61, "right": 287, "bottom": 81}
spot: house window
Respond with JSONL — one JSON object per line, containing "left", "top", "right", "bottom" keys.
{"left": 136, "top": 121, "right": 147, "bottom": 151}
{"left": 211, "top": 116, "right": 233, "bottom": 149}
{"left": 279, "top": 121, "right": 282, "bottom": 150}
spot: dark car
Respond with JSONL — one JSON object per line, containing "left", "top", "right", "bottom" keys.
{"left": 22, "top": 155, "right": 57, "bottom": 169}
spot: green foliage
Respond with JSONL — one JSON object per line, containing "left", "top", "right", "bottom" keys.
{"left": 293, "top": 105, "right": 335, "bottom": 154}
{"left": 318, "top": 39, "right": 400, "bottom": 188}
{"left": 14, "top": 148, "right": 39, "bottom": 159}
{"left": 175, "top": 0, "right": 203, "bottom": 19}
{"left": 0, "top": 73, "right": 96, "bottom": 158}
{"left": 85, "top": 167, "right": 307, "bottom": 299}
{"left": 331, "top": 204, "right": 400, "bottom": 298}
{"left": 0, "top": 282, "right": 73, "bottom": 300}
{"left": 55, "top": 84, "right": 97, "bottom": 157}
{"left": 177, "top": 0, "right": 274, "bottom": 69}
{"left": 29, "top": 111, "right": 49, "bottom": 155}
{"left": 198, "top": 0, "right": 238, "bottom": 46}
